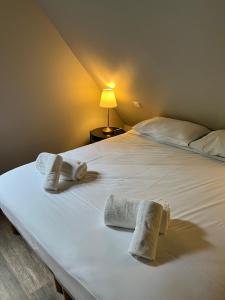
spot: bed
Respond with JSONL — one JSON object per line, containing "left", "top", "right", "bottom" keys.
{"left": 0, "top": 130, "right": 225, "bottom": 300}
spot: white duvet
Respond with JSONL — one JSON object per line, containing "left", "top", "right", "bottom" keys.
{"left": 0, "top": 131, "right": 225, "bottom": 300}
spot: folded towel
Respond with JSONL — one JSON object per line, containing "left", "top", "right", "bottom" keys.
{"left": 159, "top": 201, "right": 170, "bottom": 235}
{"left": 104, "top": 194, "right": 139, "bottom": 229}
{"left": 43, "top": 154, "right": 63, "bottom": 191}
{"left": 60, "top": 160, "right": 87, "bottom": 181}
{"left": 128, "top": 201, "right": 163, "bottom": 261}
{"left": 36, "top": 152, "right": 51, "bottom": 175}
{"left": 36, "top": 152, "right": 87, "bottom": 181}
{"left": 104, "top": 195, "right": 170, "bottom": 234}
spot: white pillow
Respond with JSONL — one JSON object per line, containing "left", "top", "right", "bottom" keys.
{"left": 133, "top": 117, "right": 210, "bottom": 146}
{"left": 190, "top": 130, "right": 225, "bottom": 158}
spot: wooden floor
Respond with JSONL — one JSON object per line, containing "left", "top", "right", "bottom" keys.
{"left": 0, "top": 211, "right": 64, "bottom": 300}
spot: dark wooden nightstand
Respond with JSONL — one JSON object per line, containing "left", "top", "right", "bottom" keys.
{"left": 90, "top": 127, "right": 125, "bottom": 143}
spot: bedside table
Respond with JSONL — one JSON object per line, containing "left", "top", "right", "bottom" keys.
{"left": 90, "top": 127, "right": 125, "bottom": 143}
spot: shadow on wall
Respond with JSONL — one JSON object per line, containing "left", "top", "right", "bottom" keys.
{"left": 36, "top": 0, "right": 225, "bottom": 129}
{"left": 0, "top": 0, "right": 123, "bottom": 175}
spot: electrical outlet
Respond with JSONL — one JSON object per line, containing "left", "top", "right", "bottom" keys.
{"left": 133, "top": 101, "right": 142, "bottom": 108}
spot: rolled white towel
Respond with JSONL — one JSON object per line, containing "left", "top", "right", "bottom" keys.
{"left": 60, "top": 160, "right": 87, "bottom": 181}
{"left": 36, "top": 152, "right": 50, "bottom": 175}
{"left": 36, "top": 152, "right": 87, "bottom": 181}
{"left": 128, "top": 200, "right": 163, "bottom": 261}
{"left": 159, "top": 201, "right": 170, "bottom": 235}
{"left": 104, "top": 194, "right": 139, "bottom": 229}
{"left": 104, "top": 195, "right": 170, "bottom": 234}
{"left": 43, "top": 154, "right": 63, "bottom": 191}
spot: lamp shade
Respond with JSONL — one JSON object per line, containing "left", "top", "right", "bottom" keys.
{"left": 100, "top": 88, "right": 117, "bottom": 108}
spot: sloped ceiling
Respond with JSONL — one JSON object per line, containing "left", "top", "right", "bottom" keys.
{"left": 37, "top": 0, "right": 225, "bottom": 128}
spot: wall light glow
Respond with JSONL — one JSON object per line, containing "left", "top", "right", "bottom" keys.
{"left": 81, "top": 53, "right": 136, "bottom": 105}
{"left": 107, "top": 82, "right": 116, "bottom": 89}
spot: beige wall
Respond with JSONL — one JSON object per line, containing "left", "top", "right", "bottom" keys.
{"left": 0, "top": 0, "right": 123, "bottom": 174}
{"left": 37, "top": 0, "right": 225, "bottom": 130}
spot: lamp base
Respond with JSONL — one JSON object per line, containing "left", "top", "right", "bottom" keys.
{"left": 102, "top": 126, "right": 113, "bottom": 134}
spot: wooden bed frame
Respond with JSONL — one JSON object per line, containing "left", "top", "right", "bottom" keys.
{"left": 53, "top": 275, "right": 73, "bottom": 300}
{"left": 10, "top": 222, "right": 74, "bottom": 300}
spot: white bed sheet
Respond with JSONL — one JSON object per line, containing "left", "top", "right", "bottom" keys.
{"left": 0, "top": 131, "right": 225, "bottom": 300}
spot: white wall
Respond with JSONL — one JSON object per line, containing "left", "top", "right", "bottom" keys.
{"left": 0, "top": 0, "right": 123, "bottom": 174}
{"left": 37, "top": 0, "right": 225, "bottom": 129}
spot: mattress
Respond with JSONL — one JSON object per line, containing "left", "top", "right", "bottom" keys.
{"left": 0, "top": 131, "right": 225, "bottom": 300}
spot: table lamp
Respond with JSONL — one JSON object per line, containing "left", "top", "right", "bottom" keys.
{"left": 100, "top": 88, "right": 117, "bottom": 133}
